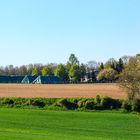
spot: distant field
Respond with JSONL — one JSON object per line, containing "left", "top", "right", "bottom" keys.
{"left": 0, "top": 108, "right": 140, "bottom": 140}
{"left": 0, "top": 83, "right": 125, "bottom": 99}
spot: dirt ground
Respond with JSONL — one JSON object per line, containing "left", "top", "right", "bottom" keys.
{"left": 0, "top": 83, "right": 126, "bottom": 99}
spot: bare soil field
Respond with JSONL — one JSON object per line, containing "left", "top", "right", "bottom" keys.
{"left": 0, "top": 83, "right": 126, "bottom": 99}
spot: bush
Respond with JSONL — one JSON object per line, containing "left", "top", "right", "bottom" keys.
{"left": 56, "top": 99, "right": 78, "bottom": 110}
{"left": 0, "top": 97, "right": 139, "bottom": 112}
{"left": 84, "top": 100, "right": 94, "bottom": 110}
{"left": 77, "top": 99, "right": 87, "bottom": 108}
{"left": 131, "top": 99, "right": 140, "bottom": 112}
{"left": 121, "top": 101, "right": 132, "bottom": 112}
{"left": 13, "top": 98, "right": 27, "bottom": 107}
{"left": 95, "top": 95, "right": 101, "bottom": 104}
{"left": 0, "top": 98, "right": 14, "bottom": 105}
{"left": 30, "top": 99, "right": 46, "bottom": 108}
{"left": 100, "top": 97, "right": 122, "bottom": 110}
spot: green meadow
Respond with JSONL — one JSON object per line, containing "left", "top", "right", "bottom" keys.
{"left": 0, "top": 108, "right": 140, "bottom": 140}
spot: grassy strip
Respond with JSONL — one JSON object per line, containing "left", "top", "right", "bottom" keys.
{"left": 0, "top": 108, "right": 140, "bottom": 140}
{"left": 0, "top": 96, "right": 140, "bottom": 112}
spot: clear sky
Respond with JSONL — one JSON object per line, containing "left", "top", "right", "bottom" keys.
{"left": 0, "top": 0, "right": 140, "bottom": 66}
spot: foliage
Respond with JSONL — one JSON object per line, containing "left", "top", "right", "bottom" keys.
{"left": 84, "top": 100, "right": 95, "bottom": 109}
{"left": 105, "top": 58, "right": 117, "bottom": 70}
{"left": 69, "top": 64, "right": 81, "bottom": 82}
{"left": 131, "top": 99, "right": 140, "bottom": 112}
{"left": 67, "top": 53, "right": 79, "bottom": 66}
{"left": 97, "top": 62, "right": 104, "bottom": 72}
{"left": 54, "top": 64, "right": 68, "bottom": 82}
{"left": 119, "top": 57, "right": 140, "bottom": 102}
{"left": 41, "top": 65, "right": 54, "bottom": 76}
{"left": 121, "top": 101, "right": 132, "bottom": 112}
{"left": 56, "top": 99, "right": 78, "bottom": 110}
{"left": 19, "top": 65, "right": 28, "bottom": 75}
{"left": 97, "top": 68, "right": 117, "bottom": 82}
{"left": 0, "top": 96, "right": 139, "bottom": 112}
{"left": 0, "top": 53, "right": 139, "bottom": 84}
{"left": 32, "top": 68, "right": 38, "bottom": 76}
{"left": 100, "top": 97, "right": 122, "bottom": 109}
{"left": 116, "top": 58, "right": 124, "bottom": 73}
{"left": 80, "top": 64, "right": 86, "bottom": 80}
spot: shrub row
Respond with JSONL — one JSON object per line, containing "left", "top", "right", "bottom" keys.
{"left": 0, "top": 96, "right": 140, "bottom": 112}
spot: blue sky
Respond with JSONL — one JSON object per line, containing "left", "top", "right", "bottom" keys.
{"left": 0, "top": 0, "right": 140, "bottom": 66}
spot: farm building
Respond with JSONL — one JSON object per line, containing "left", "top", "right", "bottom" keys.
{"left": 32, "top": 76, "right": 61, "bottom": 84}
{"left": 0, "top": 75, "right": 61, "bottom": 84}
{"left": 21, "top": 76, "right": 38, "bottom": 84}
{"left": 0, "top": 76, "right": 11, "bottom": 83}
{"left": 10, "top": 76, "right": 25, "bottom": 83}
{"left": 0, "top": 76, "right": 24, "bottom": 83}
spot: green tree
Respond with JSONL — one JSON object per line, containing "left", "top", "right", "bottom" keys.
{"left": 67, "top": 54, "right": 79, "bottom": 66}
{"left": 116, "top": 58, "right": 124, "bottom": 73}
{"left": 32, "top": 68, "right": 38, "bottom": 76}
{"left": 121, "top": 55, "right": 131, "bottom": 65}
{"left": 90, "top": 70, "right": 96, "bottom": 82}
{"left": 33, "top": 64, "right": 42, "bottom": 75}
{"left": 105, "top": 58, "right": 117, "bottom": 70}
{"left": 41, "top": 65, "right": 54, "bottom": 76}
{"left": 80, "top": 64, "right": 86, "bottom": 81}
{"left": 27, "top": 64, "right": 34, "bottom": 75}
{"left": 54, "top": 64, "right": 68, "bottom": 82}
{"left": 136, "top": 54, "right": 140, "bottom": 58}
{"left": 119, "top": 57, "right": 140, "bottom": 102}
{"left": 97, "top": 62, "right": 104, "bottom": 72}
{"left": 19, "top": 65, "right": 28, "bottom": 75}
{"left": 69, "top": 64, "right": 81, "bottom": 83}
{"left": 97, "top": 68, "right": 117, "bottom": 82}
{"left": 100, "top": 62, "right": 104, "bottom": 70}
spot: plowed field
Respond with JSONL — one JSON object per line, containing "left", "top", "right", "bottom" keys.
{"left": 0, "top": 84, "right": 125, "bottom": 99}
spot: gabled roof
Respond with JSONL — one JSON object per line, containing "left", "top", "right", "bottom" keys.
{"left": 0, "top": 75, "right": 61, "bottom": 84}
{"left": 21, "top": 75, "right": 38, "bottom": 84}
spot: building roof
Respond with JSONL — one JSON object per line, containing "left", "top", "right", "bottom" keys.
{"left": 0, "top": 76, "right": 24, "bottom": 83}
{"left": 0, "top": 75, "right": 61, "bottom": 84}
{"left": 21, "top": 75, "right": 38, "bottom": 84}
{"left": 33, "top": 76, "right": 61, "bottom": 84}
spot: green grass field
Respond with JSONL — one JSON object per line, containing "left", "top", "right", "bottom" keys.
{"left": 0, "top": 109, "right": 140, "bottom": 140}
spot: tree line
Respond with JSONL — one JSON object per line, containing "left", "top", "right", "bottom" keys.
{"left": 0, "top": 54, "right": 140, "bottom": 83}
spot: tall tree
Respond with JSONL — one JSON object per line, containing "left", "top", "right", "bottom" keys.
{"left": 33, "top": 63, "right": 42, "bottom": 75}
{"left": 119, "top": 57, "right": 140, "bottom": 102}
{"left": 32, "top": 68, "right": 38, "bottom": 76}
{"left": 80, "top": 64, "right": 86, "bottom": 81}
{"left": 121, "top": 55, "right": 131, "bottom": 65}
{"left": 97, "top": 62, "right": 104, "bottom": 72}
{"left": 41, "top": 65, "right": 54, "bottom": 76}
{"left": 19, "top": 65, "right": 28, "bottom": 75}
{"left": 136, "top": 54, "right": 140, "bottom": 62}
{"left": 68, "top": 54, "right": 79, "bottom": 66}
{"left": 69, "top": 64, "right": 81, "bottom": 83}
{"left": 97, "top": 68, "right": 117, "bottom": 82}
{"left": 116, "top": 58, "right": 124, "bottom": 73}
{"left": 87, "top": 61, "right": 98, "bottom": 69}
{"left": 27, "top": 64, "right": 34, "bottom": 75}
{"left": 105, "top": 58, "right": 117, "bottom": 70}
{"left": 100, "top": 62, "right": 104, "bottom": 70}
{"left": 55, "top": 64, "right": 68, "bottom": 82}
{"left": 90, "top": 70, "right": 96, "bottom": 82}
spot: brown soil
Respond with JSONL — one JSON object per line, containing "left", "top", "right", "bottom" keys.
{"left": 0, "top": 83, "right": 126, "bottom": 99}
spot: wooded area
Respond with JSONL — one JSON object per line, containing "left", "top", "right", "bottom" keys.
{"left": 0, "top": 54, "right": 140, "bottom": 83}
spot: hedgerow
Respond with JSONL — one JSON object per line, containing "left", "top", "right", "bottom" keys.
{"left": 0, "top": 96, "right": 139, "bottom": 112}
